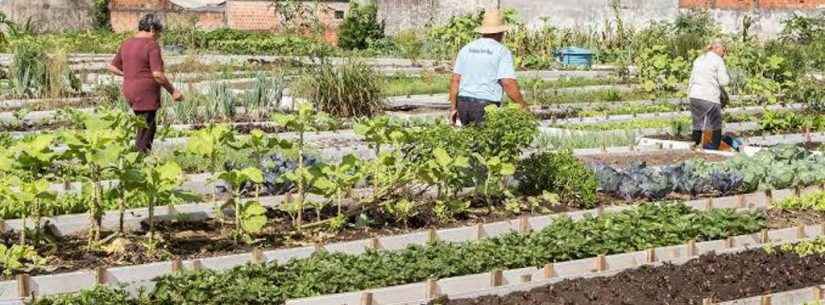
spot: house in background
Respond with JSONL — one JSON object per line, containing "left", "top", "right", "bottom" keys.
{"left": 108, "top": 0, "right": 349, "bottom": 43}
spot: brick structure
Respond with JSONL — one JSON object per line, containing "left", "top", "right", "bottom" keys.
{"left": 110, "top": 0, "right": 348, "bottom": 43}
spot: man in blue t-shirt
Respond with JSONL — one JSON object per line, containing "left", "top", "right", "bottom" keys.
{"left": 449, "top": 9, "right": 529, "bottom": 126}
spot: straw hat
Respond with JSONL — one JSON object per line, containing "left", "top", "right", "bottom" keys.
{"left": 475, "top": 9, "right": 510, "bottom": 34}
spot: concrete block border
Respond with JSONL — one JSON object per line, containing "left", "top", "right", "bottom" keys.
{"left": 0, "top": 185, "right": 818, "bottom": 302}
{"left": 714, "top": 285, "right": 825, "bottom": 305}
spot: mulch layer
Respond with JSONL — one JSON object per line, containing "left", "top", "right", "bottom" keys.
{"left": 432, "top": 248, "right": 825, "bottom": 305}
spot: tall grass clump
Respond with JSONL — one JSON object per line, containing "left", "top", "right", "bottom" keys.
{"left": 296, "top": 60, "right": 383, "bottom": 118}
{"left": 9, "top": 39, "right": 79, "bottom": 98}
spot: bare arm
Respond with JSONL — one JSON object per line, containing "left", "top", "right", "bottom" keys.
{"left": 152, "top": 71, "right": 175, "bottom": 94}
{"left": 107, "top": 64, "right": 124, "bottom": 77}
{"left": 449, "top": 73, "right": 461, "bottom": 110}
{"left": 500, "top": 78, "right": 529, "bottom": 109}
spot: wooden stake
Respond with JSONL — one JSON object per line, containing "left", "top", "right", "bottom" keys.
{"left": 686, "top": 240, "right": 696, "bottom": 257}
{"left": 797, "top": 225, "right": 807, "bottom": 239}
{"left": 0, "top": 220, "right": 6, "bottom": 233}
{"left": 425, "top": 279, "right": 439, "bottom": 299}
{"left": 426, "top": 228, "right": 438, "bottom": 244}
{"left": 812, "top": 286, "right": 822, "bottom": 301}
{"left": 702, "top": 298, "right": 714, "bottom": 305}
{"left": 760, "top": 229, "right": 769, "bottom": 244}
{"left": 360, "top": 292, "right": 374, "bottom": 305}
{"left": 171, "top": 258, "right": 183, "bottom": 273}
{"left": 191, "top": 259, "right": 203, "bottom": 271}
{"left": 726, "top": 237, "right": 735, "bottom": 249}
{"left": 518, "top": 215, "right": 530, "bottom": 233}
{"left": 490, "top": 269, "right": 503, "bottom": 287}
{"left": 94, "top": 266, "right": 107, "bottom": 284}
{"left": 820, "top": 224, "right": 825, "bottom": 237}
{"left": 368, "top": 237, "right": 381, "bottom": 251}
{"left": 314, "top": 243, "right": 325, "bottom": 253}
{"left": 736, "top": 195, "right": 745, "bottom": 209}
{"left": 760, "top": 295, "right": 771, "bottom": 305}
{"left": 251, "top": 248, "right": 264, "bottom": 264}
{"left": 17, "top": 274, "right": 30, "bottom": 298}
{"left": 543, "top": 263, "right": 556, "bottom": 278}
{"left": 765, "top": 190, "right": 773, "bottom": 207}
{"left": 595, "top": 206, "right": 604, "bottom": 217}
{"left": 475, "top": 223, "right": 485, "bottom": 240}
{"left": 594, "top": 254, "right": 606, "bottom": 272}
{"left": 704, "top": 198, "right": 713, "bottom": 211}
{"left": 520, "top": 274, "right": 532, "bottom": 283}
{"left": 645, "top": 248, "right": 656, "bottom": 264}
{"left": 794, "top": 186, "right": 801, "bottom": 197}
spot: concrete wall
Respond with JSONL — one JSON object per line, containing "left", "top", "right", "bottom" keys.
{"left": 378, "top": 0, "right": 825, "bottom": 37}
{"left": 0, "top": 0, "right": 95, "bottom": 32}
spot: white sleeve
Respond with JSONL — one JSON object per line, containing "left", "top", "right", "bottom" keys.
{"left": 453, "top": 48, "right": 466, "bottom": 75}
{"left": 497, "top": 49, "right": 516, "bottom": 80}
{"left": 716, "top": 57, "right": 731, "bottom": 87}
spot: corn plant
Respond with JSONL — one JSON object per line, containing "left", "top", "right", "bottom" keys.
{"left": 272, "top": 102, "right": 335, "bottom": 228}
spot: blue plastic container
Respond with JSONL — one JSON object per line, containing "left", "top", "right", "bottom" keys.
{"left": 557, "top": 47, "right": 594, "bottom": 68}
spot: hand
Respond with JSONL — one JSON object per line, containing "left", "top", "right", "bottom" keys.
{"left": 449, "top": 108, "right": 458, "bottom": 125}
{"left": 172, "top": 90, "right": 184, "bottom": 102}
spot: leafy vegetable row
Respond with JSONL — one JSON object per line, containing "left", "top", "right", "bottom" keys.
{"left": 32, "top": 203, "right": 764, "bottom": 305}
{"left": 595, "top": 145, "right": 825, "bottom": 200}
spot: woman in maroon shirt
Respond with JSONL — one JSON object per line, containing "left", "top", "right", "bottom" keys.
{"left": 108, "top": 13, "right": 183, "bottom": 152}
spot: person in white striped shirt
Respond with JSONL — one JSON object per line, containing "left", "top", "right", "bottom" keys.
{"left": 688, "top": 39, "right": 731, "bottom": 150}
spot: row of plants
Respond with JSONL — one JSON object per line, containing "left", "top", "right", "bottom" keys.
{"left": 25, "top": 203, "right": 765, "bottom": 305}
{"left": 759, "top": 110, "right": 825, "bottom": 134}
{"left": 593, "top": 145, "right": 825, "bottom": 200}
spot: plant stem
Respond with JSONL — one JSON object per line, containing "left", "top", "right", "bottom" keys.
{"left": 297, "top": 130, "right": 305, "bottom": 228}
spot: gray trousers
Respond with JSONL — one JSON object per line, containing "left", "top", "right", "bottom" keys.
{"left": 690, "top": 98, "right": 722, "bottom": 131}
{"left": 457, "top": 96, "right": 500, "bottom": 126}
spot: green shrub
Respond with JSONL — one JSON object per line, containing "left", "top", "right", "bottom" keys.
{"left": 515, "top": 151, "right": 598, "bottom": 207}
{"left": 32, "top": 285, "right": 139, "bottom": 305}
{"left": 295, "top": 60, "right": 383, "bottom": 117}
{"left": 337, "top": 2, "right": 384, "bottom": 50}
{"left": 394, "top": 30, "right": 424, "bottom": 65}
{"left": 467, "top": 104, "right": 538, "bottom": 163}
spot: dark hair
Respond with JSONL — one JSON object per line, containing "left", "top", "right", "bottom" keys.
{"left": 138, "top": 13, "right": 164, "bottom": 32}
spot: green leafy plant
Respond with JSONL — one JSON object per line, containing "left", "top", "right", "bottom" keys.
{"left": 394, "top": 30, "right": 424, "bottom": 66}
{"left": 0, "top": 244, "right": 47, "bottom": 276}
{"left": 272, "top": 102, "right": 335, "bottom": 228}
{"left": 184, "top": 124, "right": 236, "bottom": 173}
{"left": 312, "top": 154, "right": 363, "bottom": 217}
{"left": 135, "top": 160, "right": 192, "bottom": 243}
{"left": 337, "top": 2, "right": 385, "bottom": 50}
{"left": 515, "top": 151, "right": 599, "bottom": 208}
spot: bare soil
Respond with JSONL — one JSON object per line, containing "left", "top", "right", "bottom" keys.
{"left": 431, "top": 248, "right": 825, "bottom": 305}
{"left": 577, "top": 150, "right": 728, "bottom": 168}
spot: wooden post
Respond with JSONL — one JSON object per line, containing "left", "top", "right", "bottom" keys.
{"left": 736, "top": 194, "right": 745, "bottom": 209}
{"left": 794, "top": 186, "right": 801, "bottom": 197}
{"left": 94, "top": 266, "right": 107, "bottom": 284}
{"left": 17, "top": 274, "right": 30, "bottom": 299}
{"left": 0, "top": 220, "right": 6, "bottom": 233}
{"left": 821, "top": 224, "right": 825, "bottom": 237}
{"left": 475, "top": 223, "right": 485, "bottom": 240}
{"left": 645, "top": 248, "right": 656, "bottom": 264}
{"left": 595, "top": 206, "right": 604, "bottom": 217}
{"left": 760, "top": 230, "right": 769, "bottom": 244}
{"left": 490, "top": 269, "right": 503, "bottom": 287}
{"left": 314, "top": 243, "right": 324, "bottom": 253}
{"left": 427, "top": 228, "right": 438, "bottom": 244}
{"left": 760, "top": 295, "right": 771, "bottom": 305}
{"left": 797, "top": 225, "right": 806, "bottom": 239}
{"left": 704, "top": 198, "right": 713, "bottom": 211}
{"left": 726, "top": 237, "right": 735, "bottom": 249}
{"left": 251, "top": 248, "right": 264, "bottom": 264}
{"left": 360, "top": 292, "right": 374, "bottom": 305}
{"left": 368, "top": 237, "right": 381, "bottom": 251}
{"left": 686, "top": 240, "right": 696, "bottom": 257}
{"left": 520, "top": 274, "right": 532, "bottom": 283}
{"left": 765, "top": 189, "right": 773, "bottom": 208}
{"left": 518, "top": 215, "right": 530, "bottom": 233}
{"left": 543, "top": 263, "right": 556, "bottom": 278}
{"left": 594, "top": 255, "right": 606, "bottom": 272}
{"left": 425, "top": 279, "right": 439, "bottom": 299}
{"left": 812, "top": 286, "right": 822, "bottom": 301}
{"left": 702, "top": 298, "right": 713, "bottom": 305}
{"left": 192, "top": 259, "right": 203, "bottom": 271}
{"left": 171, "top": 258, "right": 183, "bottom": 273}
